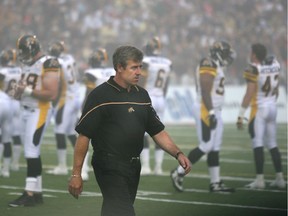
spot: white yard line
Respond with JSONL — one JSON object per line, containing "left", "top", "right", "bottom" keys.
{"left": 1, "top": 185, "right": 286, "bottom": 212}
{"left": 136, "top": 196, "right": 287, "bottom": 212}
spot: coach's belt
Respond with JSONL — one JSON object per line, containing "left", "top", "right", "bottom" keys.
{"left": 22, "top": 105, "right": 35, "bottom": 112}
{"left": 99, "top": 152, "right": 140, "bottom": 163}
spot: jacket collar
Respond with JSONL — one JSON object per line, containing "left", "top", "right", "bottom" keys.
{"left": 106, "top": 76, "right": 139, "bottom": 92}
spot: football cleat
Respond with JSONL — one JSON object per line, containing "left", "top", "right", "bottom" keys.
{"left": 81, "top": 170, "right": 89, "bottom": 181}
{"left": 34, "top": 193, "right": 44, "bottom": 205}
{"left": 1, "top": 170, "right": 10, "bottom": 178}
{"left": 140, "top": 166, "right": 152, "bottom": 176}
{"left": 46, "top": 166, "right": 68, "bottom": 175}
{"left": 170, "top": 168, "right": 184, "bottom": 192}
{"left": 10, "top": 163, "right": 20, "bottom": 171}
{"left": 245, "top": 179, "right": 265, "bottom": 189}
{"left": 210, "top": 181, "right": 235, "bottom": 193}
{"left": 9, "top": 191, "right": 35, "bottom": 207}
{"left": 154, "top": 166, "right": 163, "bottom": 176}
{"left": 269, "top": 178, "right": 286, "bottom": 189}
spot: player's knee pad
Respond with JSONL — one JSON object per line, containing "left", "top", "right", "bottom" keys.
{"left": 155, "top": 144, "right": 162, "bottom": 150}
{"left": 13, "top": 135, "right": 22, "bottom": 145}
{"left": 207, "top": 151, "right": 219, "bottom": 167}
{"left": 3, "top": 142, "right": 12, "bottom": 157}
{"left": 56, "top": 133, "right": 66, "bottom": 149}
{"left": 27, "top": 157, "right": 42, "bottom": 177}
{"left": 68, "top": 134, "right": 77, "bottom": 148}
{"left": 143, "top": 136, "right": 149, "bottom": 148}
{"left": 188, "top": 147, "right": 204, "bottom": 164}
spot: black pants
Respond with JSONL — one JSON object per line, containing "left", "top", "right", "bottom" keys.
{"left": 92, "top": 153, "right": 141, "bottom": 216}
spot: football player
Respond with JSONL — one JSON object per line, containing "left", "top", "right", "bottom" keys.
{"left": 45, "top": 41, "right": 85, "bottom": 178}
{"left": 0, "top": 49, "right": 22, "bottom": 174}
{"left": 0, "top": 71, "right": 13, "bottom": 178}
{"left": 139, "top": 36, "right": 172, "bottom": 175}
{"left": 80, "top": 48, "right": 115, "bottom": 180}
{"left": 9, "top": 35, "right": 61, "bottom": 207}
{"left": 236, "top": 44, "right": 286, "bottom": 189}
{"left": 83, "top": 48, "right": 115, "bottom": 98}
{"left": 171, "top": 41, "right": 236, "bottom": 193}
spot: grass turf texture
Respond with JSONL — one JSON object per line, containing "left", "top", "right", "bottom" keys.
{"left": 0, "top": 124, "right": 287, "bottom": 216}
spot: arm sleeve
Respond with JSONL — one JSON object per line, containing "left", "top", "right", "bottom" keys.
{"left": 75, "top": 92, "right": 102, "bottom": 138}
{"left": 146, "top": 102, "right": 165, "bottom": 137}
{"left": 243, "top": 64, "right": 258, "bottom": 83}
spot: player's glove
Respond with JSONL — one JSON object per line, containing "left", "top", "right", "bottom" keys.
{"left": 237, "top": 107, "right": 247, "bottom": 130}
{"left": 209, "top": 114, "right": 217, "bottom": 130}
{"left": 236, "top": 117, "right": 243, "bottom": 130}
{"left": 236, "top": 117, "right": 247, "bottom": 130}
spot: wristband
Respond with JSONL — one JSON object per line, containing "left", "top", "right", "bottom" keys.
{"left": 208, "top": 109, "right": 215, "bottom": 115}
{"left": 23, "top": 86, "right": 33, "bottom": 97}
{"left": 71, "top": 174, "right": 81, "bottom": 178}
{"left": 175, "top": 151, "right": 184, "bottom": 160}
{"left": 238, "top": 107, "right": 247, "bottom": 118}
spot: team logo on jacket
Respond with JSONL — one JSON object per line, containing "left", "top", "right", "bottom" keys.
{"left": 128, "top": 107, "right": 135, "bottom": 113}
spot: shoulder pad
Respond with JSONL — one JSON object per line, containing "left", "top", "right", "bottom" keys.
{"left": 245, "top": 64, "right": 258, "bottom": 75}
{"left": 199, "top": 58, "right": 217, "bottom": 68}
{"left": 263, "top": 55, "right": 276, "bottom": 65}
{"left": 85, "top": 73, "right": 97, "bottom": 82}
{"left": 43, "top": 58, "right": 61, "bottom": 69}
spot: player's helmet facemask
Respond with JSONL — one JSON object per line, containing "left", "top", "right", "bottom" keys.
{"left": 48, "top": 41, "right": 65, "bottom": 58}
{"left": 88, "top": 48, "right": 108, "bottom": 68}
{"left": 17, "top": 35, "right": 40, "bottom": 65}
{"left": 210, "top": 41, "right": 236, "bottom": 66}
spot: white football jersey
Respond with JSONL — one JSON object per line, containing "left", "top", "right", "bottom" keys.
{"left": 244, "top": 59, "right": 280, "bottom": 108}
{"left": 20, "top": 55, "right": 60, "bottom": 109}
{"left": 58, "top": 54, "right": 79, "bottom": 99}
{"left": 84, "top": 67, "right": 115, "bottom": 88}
{"left": 142, "top": 56, "right": 172, "bottom": 97}
{"left": 195, "top": 57, "right": 225, "bottom": 109}
{"left": 0, "top": 66, "right": 22, "bottom": 98}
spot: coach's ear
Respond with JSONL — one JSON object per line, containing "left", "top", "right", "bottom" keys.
{"left": 116, "top": 64, "right": 123, "bottom": 73}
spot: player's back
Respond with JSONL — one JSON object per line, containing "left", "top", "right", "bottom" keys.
{"left": 142, "top": 55, "right": 172, "bottom": 97}
{"left": 254, "top": 58, "right": 280, "bottom": 107}
{"left": 195, "top": 57, "right": 225, "bottom": 109}
{"left": 59, "top": 54, "right": 78, "bottom": 98}
{"left": 85, "top": 67, "right": 115, "bottom": 87}
{"left": 0, "top": 66, "right": 22, "bottom": 98}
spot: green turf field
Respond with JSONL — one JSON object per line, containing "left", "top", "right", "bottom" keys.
{"left": 0, "top": 124, "right": 287, "bottom": 216}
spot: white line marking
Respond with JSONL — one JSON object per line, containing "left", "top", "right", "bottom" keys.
{"left": 1, "top": 185, "right": 286, "bottom": 212}
{"left": 136, "top": 196, "right": 286, "bottom": 212}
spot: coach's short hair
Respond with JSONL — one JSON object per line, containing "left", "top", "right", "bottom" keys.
{"left": 112, "top": 45, "right": 143, "bottom": 71}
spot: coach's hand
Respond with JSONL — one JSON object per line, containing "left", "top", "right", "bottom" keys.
{"left": 68, "top": 175, "right": 83, "bottom": 199}
{"left": 176, "top": 152, "right": 191, "bottom": 175}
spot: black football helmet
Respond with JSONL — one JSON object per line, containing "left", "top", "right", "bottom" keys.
{"left": 17, "top": 35, "right": 40, "bottom": 65}
{"left": 0, "top": 49, "right": 17, "bottom": 66}
{"left": 144, "top": 36, "right": 161, "bottom": 56}
{"left": 48, "top": 41, "right": 65, "bottom": 57}
{"left": 88, "top": 48, "right": 108, "bottom": 68}
{"left": 263, "top": 55, "right": 276, "bottom": 65}
{"left": 210, "top": 41, "right": 235, "bottom": 66}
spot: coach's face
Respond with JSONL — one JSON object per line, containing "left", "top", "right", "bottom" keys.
{"left": 115, "top": 60, "right": 142, "bottom": 90}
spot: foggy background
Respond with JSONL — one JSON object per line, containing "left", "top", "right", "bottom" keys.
{"left": 0, "top": 0, "right": 287, "bottom": 88}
